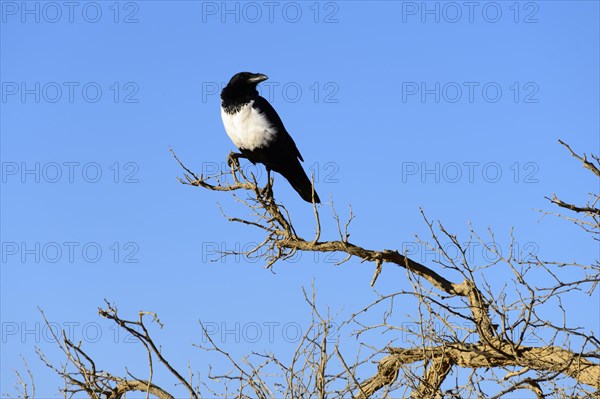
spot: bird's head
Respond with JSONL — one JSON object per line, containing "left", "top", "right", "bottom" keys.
{"left": 221, "top": 72, "right": 269, "bottom": 103}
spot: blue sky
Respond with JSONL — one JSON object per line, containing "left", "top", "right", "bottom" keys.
{"left": 1, "top": 1, "right": 599, "bottom": 396}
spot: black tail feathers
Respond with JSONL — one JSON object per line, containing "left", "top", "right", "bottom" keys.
{"left": 283, "top": 166, "right": 321, "bottom": 204}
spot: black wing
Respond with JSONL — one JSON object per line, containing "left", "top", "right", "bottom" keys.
{"left": 252, "top": 96, "right": 304, "bottom": 162}
{"left": 245, "top": 96, "right": 320, "bottom": 203}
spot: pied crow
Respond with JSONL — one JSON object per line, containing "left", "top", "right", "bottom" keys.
{"left": 220, "top": 72, "right": 321, "bottom": 203}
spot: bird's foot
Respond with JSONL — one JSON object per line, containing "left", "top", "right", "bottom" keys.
{"left": 227, "top": 152, "right": 242, "bottom": 169}
{"left": 261, "top": 182, "right": 273, "bottom": 199}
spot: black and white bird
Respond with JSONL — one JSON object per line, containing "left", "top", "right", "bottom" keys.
{"left": 220, "top": 72, "right": 320, "bottom": 203}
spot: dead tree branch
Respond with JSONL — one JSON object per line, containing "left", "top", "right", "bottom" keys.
{"left": 19, "top": 141, "right": 598, "bottom": 399}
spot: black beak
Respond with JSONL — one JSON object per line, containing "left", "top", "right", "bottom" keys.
{"left": 247, "top": 73, "right": 268, "bottom": 83}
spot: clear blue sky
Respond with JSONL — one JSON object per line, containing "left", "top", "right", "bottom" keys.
{"left": 1, "top": 1, "right": 599, "bottom": 396}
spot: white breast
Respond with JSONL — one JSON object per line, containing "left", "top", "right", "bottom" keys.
{"left": 221, "top": 101, "right": 277, "bottom": 151}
